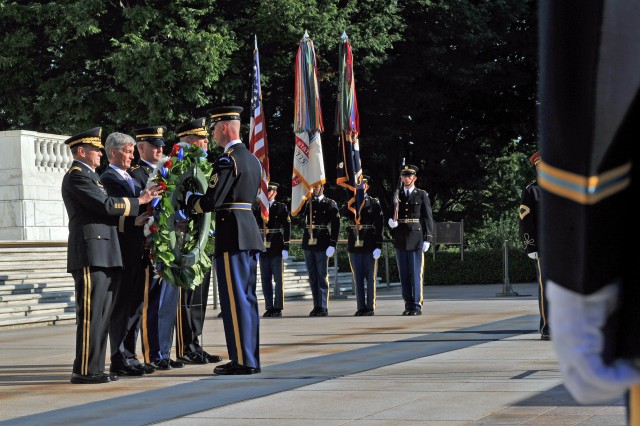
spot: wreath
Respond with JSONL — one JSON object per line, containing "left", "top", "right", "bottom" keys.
{"left": 144, "top": 142, "right": 215, "bottom": 289}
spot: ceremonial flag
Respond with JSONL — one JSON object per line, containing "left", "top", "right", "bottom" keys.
{"left": 291, "top": 31, "right": 325, "bottom": 216}
{"left": 335, "top": 32, "right": 364, "bottom": 225}
{"left": 249, "top": 35, "right": 270, "bottom": 222}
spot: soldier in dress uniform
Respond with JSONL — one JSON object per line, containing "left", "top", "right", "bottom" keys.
{"left": 388, "top": 164, "right": 434, "bottom": 316}
{"left": 301, "top": 184, "right": 340, "bottom": 317}
{"left": 174, "top": 117, "right": 222, "bottom": 365}
{"left": 539, "top": 1, "right": 640, "bottom": 410}
{"left": 99, "top": 132, "right": 152, "bottom": 377}
{"left": 128, "top": 129, "right": 165, "bottom": 373}
{"left": 341, "top": 176, "right": 384, "bottom": 316}
{"left": 61, "top": 127, "right": 158, "bottom": 384}
{"left": 518, "top": 151, "right": 549, "bottom": 341}
{"left": 186, "top": 106, "right": 264, "bottom": 375}
{"left": 253, "top": 182, "right": 291, "bottom": 317}
{"left": 131, "top": 126, "right": 184, "bottom": 371}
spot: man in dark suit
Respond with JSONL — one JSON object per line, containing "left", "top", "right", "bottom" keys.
{"left": 388, "top": 164, "right": 434, "bottom": 316}
{"left": 61, "top": 127, "right": 158, "bottom": 384}
{"left": 253, "top": 182, "right": 291, "bottom": 317}
{"left": 100, "top": 132, "right": 151, "bottom": 377}
{"left": 187, "top": 106, "right": 264, "bottom": 375}
{"left": 341, "top": 176, "right": 384, "bottom": 316}
{"left": 301, "top": 183, "right": 340, "bottom": 317}
{"left": 174, "top": 117, "right": 222, "bottom": 366}
{"left": 518, "top": 151, "right": 549, "bottom": 341}
{"left": 130, "top": 126, "right": 185, "bottom": 371}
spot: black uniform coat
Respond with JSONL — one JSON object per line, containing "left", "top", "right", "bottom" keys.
{"left": 301, "top": 195, "right": 340, "bottom": 251}
{"left": 518, "top": 179, "right": 541, "bottom": 256}
{"left": 253, "top": 201, "right": 291, "bottom": 256}
{"left": 392, "top": 188, "right": 434, "bottom": 251}
{"left": 192, "top": 143, "right": 263, "bottom": 256}
{"left": 341, "top": 195, "right": 384, "bottom": 253}
{"left": 62, "top": 160, "right": 142, "bottom": 272}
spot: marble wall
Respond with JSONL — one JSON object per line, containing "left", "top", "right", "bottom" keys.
{"left": 0, "top": 130, "right": 71, "bottom": 241}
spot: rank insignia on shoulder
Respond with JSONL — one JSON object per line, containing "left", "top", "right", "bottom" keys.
{"left": 209, "top": 172, "right": 219, "bottom": 188}
{"left": 130, "top": 165, "right": 140, "bottom": 171}
{"left": 67, "top": 166, "right": 82, "bottom": 174}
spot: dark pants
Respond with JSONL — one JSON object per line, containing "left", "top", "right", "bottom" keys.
{"left": 109, "top": 258, "right": 146, "bottom": 368}
{"left": 535, "top": 256, "right": 550, "bottom": 336}
{"left": 216, "top": 251, "right": 260, "bottom": 369}
{"left": 71, "top": 266, "right": 120, "bottom": 376}
{"left": 395, "top": 248, "right": 424, "bottom": 312}
{"left": 260, "top": 255, "right": 284, "bottom": 311}
{"left": 304, "top": 250, "right": 330, "bottom": 310}
{"left": 176, "top": 262, "right": 213, "bottom": 357}
{"left": 348, "top": 252, "right": 377, "bottom": 311}
{"left": 140, "top": 270, "right": 179, "bottom": 363}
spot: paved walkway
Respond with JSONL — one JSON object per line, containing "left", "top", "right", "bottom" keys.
{"left": 0, "top": 283, "right": 626, "bottom": 425}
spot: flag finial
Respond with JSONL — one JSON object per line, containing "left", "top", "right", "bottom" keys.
{"left": 303, "top": 30, "right": 309, "bottom": 41}
{"left": 341, "top": 31, "right": 348, "bottom": 40}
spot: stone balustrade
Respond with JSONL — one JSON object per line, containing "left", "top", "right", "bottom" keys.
{"left": 0, "top": 130, "right": 71, "bottom": 240}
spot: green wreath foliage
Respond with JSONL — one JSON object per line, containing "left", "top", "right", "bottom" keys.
{"left": 145, "top": 142, "right": 215, "bottom": 289}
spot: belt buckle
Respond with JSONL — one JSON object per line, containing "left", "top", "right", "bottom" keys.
{"left": 263, "top": 241, "right": 271, "bottom": 248}
{"left": 354, "top": 239, "right": 364, "bottom": 247}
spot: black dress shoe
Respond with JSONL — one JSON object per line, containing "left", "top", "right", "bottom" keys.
{"left": 213, "top": 361, "right": 261, "bottom": 375}
{"left": 270, "top": 309, "right": 282, "bottom": 317}
{"left": 136, "top": 364, "right": 156, "bottom": 374}
{"left": 263, "top": 309, "right": 274, "bottom": 317}
{"left": 169, "top": 359, "right": 185, "bottom": 368}
{"left": 180, "top": 352, "right": 209, "bottom": 364}
{"left": 110, "top": 365, "right": 145, "bottom": 376}
{"left": 409, "top": 309, "right": 422, "bottom": 316}
{"left": 150, "top": 359, "right": 171, "bottom": 370}
{"left": 364, "top": 309, "right": 374, "bottom": 316}
{"left": 200, "top": 350, "right": 223, "bottom": 363}
{"left": 354, "top": 310, "right": 364, "bottom": 316}
{"left": 217, "top": 311, "right": 223, "bottom": 318}
{"left": 541, "top": 333, "right": 550, "bottom": 341}
{"left": 309, "top": 307, "right": 320, "bottom": 317}
{"left": 402, "top": 309, "right": 412, "bottom": 316}
{"left": 70, "top": 372, "right": 110, "bottom": 384}
{"left": 317, "top": 308, "right": 328, "bottom": 317}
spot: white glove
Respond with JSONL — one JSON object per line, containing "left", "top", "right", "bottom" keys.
{"left": 548, "top": 281, "right": 640, "bottom": 404}
{"left": 528, "top": 252, "right": 539, "bottom": 260}
{"left": 185, "top": 191, "right": 193, "bottom": 203}
{"left": 326, "top": 246, "right": 335, "bottom": 257}
{"left": 282, "top": 250, "right": 288, "bottom": 260}
{"left": 372, "top": 248, "right": 381, "bottom": 259}
{"left": 422, "top": 241, "right": 430, "bottom": 252}
{"left": 388, "top": 218, "right": 398, "bottom": 229}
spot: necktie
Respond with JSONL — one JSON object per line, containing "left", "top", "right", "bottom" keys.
{"left": 123, "top": 172, "right": 135, "bottom": 192}
{"left": 405, "top": 189, "right": 410, "bottom": 198}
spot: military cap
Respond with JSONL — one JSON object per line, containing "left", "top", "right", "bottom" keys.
{"left": 207, "top": 106, "right": 243, "bottom": 126}
{"left": 530, "top": 151, "right": 541, "bottom": 166}
{"left": 64, "top": 127, "right": 103, "bottom": 149}
{"left": 400, "top": 164, "right": 418, "bottom": 175}
{"left": 176, "top": 117, "right": 209, "bottom": 138}
{"left": 133, "top": 126, "right": 166, "bottom": 147}
{"left": 268, "top": 182, "right": 280, "bottom": 191}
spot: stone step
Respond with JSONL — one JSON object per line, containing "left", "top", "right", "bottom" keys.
{"left": 0, "top": 301, "right": 75, "bottom": 319}
{"left": 0, "top": 291, "right": 75, "bottom": 307}
{"left": 0, "top": 281, "right": 75, "bottom": 296}
{"left": 0, "top": 273, "right": 72, "bottom": 285}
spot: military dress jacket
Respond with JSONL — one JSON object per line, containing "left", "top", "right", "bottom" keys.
{"left": 392, "top": 188, "right": 434, "bottom": 251}
{"left": 253, "top": 201, "right": 291, "bottom": 256}
{"left": 100, "top": 166, "right": 146, "bottom": 264}
{"left": 341, "top": 195, "right": 384, "bottom": 253}
{"left": 518, "top": 179, "right": 541, "bottom": 257}
{"left": 61, "top": 160, "right": 142, "bottom": 272}
{"left": 301, "top": 196, "right": 340, "bottom": 251}
{"left": 191, "top": 143, "right": 264, "bottom": 256}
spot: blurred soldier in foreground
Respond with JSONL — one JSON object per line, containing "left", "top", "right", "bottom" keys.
{"left": 538, "top": 0, "right": 640, "bottom": 412}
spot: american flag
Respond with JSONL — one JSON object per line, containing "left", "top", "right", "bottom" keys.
{"left": 249, "top": 35, "right": 270, "bottom": 222}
